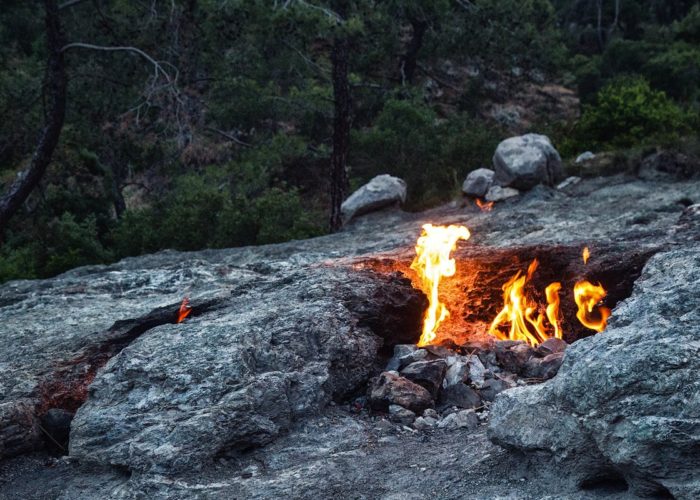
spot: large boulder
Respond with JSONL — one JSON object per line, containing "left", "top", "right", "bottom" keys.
{"left": 492, "top": 134, "right": 563, "bottom": 190}
{"left": 488, "top": 249, "right": 700, "bottom": 498}
{"left": 341, "top": 174, "right": 407, "bottom": 223}
{"left": 462, "top": 168, "right": 495, "bottom": 197}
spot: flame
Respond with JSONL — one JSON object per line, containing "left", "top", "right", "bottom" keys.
{"left": 574, "top": 281, "right": 610, "bottom": 332}
{"left": 177, "top": 297, "right": 192, "bottom": 323}
{"left": 488, "top": 259, "right": 562, "bottom": 346}
{"left": 545, "top": 282, "right": 562, "bottom": 339}
{"left": 475, "top": 199, "right": 494, "bottom": 212}
{"left": 410, "top": 224, "right": 471, "bottom": 346}
{"left": 582, "top": 246, "right": 590, "bottom": 264}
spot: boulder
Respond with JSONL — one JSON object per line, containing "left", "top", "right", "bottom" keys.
{"left": 637, "top": 150, "right": 700, "bottom": 181}
{"left": 368, "top": 372, "right": 434, "bottom": 414}
{"left": 489, "top": 249, "right": 700, "bottom": 498}
{"left": 484, "top": 185, "right": 519, "bottom": 202}
{"left": 341, "top": 174, "right": 407, "bottom": 222}
{"left": 401, "top": 360, "right": 447, "bottom": 399}
{"left": 462, "top": 168, "right": 495, "bottom": 197}
{"left": 493, "top": 134, "right": 563, "bottom": 190}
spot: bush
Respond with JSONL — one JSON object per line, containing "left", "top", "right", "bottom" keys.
{"left": 351, "top": 96, "right": 499, "bottom": 208}
{"left": 576, "top": 77, "right": 689, "bottom": 149}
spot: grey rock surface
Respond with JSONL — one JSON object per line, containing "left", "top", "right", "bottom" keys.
{"left": 1, "top": 174, "right": 700, "bottom": 497}
{"left": 340, "top": 174, "right": 407, "bottom": 222}
{"left": 493, "top": 133, "right": 563, "bottom": 189}
{"left": 489, "top": 248, "right": 700, "bottom": 498}
{"left": 462, "top": 168, "right": 495, "bottom": 197}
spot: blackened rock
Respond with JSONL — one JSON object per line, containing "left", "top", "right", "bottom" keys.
{"left": 401, "top": 360, "right": 447, "bottom": 398}
{"left": 385, "top": 344, "right": 417, "bottom": 371}
{"left": 40, "top": 409, "right": 73, "bottom": 453}
{"left": 535, "top": 338, "right": 568, "bottom": 357}
{"left": 424, "top": 345, "right": 454, "bottom": 359}
{"left": 398, "top": 348, "right": 429, "bottom": 369}
{"left": 438, "top": 384, "right": 482, "bottom": 410}
{"left": 443, "top": 358, "right": 469, "bottom": 388}
{"left": 522, "top": 352, "right": 565, "bottom": 380}
{"left": 495, "top": 342, "right": 535, "bottom": 374}
{"left": 413, "top": 416, "right": 437, "bottom": 430}
{"left": 480, "top": 378, "right": 514, "bottom": 402}
{"left": 368, "top": 372, "right": 433, "bottom": 414}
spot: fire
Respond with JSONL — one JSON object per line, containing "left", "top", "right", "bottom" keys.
{"left": 177, "top": 297, "right": 192, "bottom": 323}
{"left": 475, "top": 199, "right": 494, "bottom": 212}
{"left": 410, "top": 224, "right": 471, "bottom": 346}
{"left": 488, "top": 259, "right": 563, "bottom": 346}
{"left": 574, "top": 281, "right": 610, "bottom": 332}
{"left": 582, "top": 246, "right": 590, "bottom": 264}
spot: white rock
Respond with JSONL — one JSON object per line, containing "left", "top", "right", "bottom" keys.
{"left": 485, "top": 185, "right": 519, "bottom": 202}
{"left": 556, "top": 176, "right": 581, "bottom": 190}
{"left": 492, "top": 134, "right": 563, "bottom": 190}
{"left": 575, "top": 151, "right": 595, "bottom": 163}
{"left": 467, "top": 356, "right": 486, "bottom": 388}
{"left": 341, "top": 174, "right": 407, "bottom": 223}
{"left": 437, "top": 410, "right": 479, "bottom": 430}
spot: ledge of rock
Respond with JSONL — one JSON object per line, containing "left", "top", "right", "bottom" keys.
{"left": 488, "top": 248, "right": 700, "bottom": 498}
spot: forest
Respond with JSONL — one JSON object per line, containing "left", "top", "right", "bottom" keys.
{"left": 1, "top": 0, "right": 698, "bottom": 282}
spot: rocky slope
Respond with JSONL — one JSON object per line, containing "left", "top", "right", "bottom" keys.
{"left": 0, "top": 172, "right": 699, "bottom": 498}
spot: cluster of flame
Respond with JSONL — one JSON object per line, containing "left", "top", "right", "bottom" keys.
{"left": 177, "top": 297, "right": 192, "bottom": 323}
{"left": 411, "top": 225, "right": 611, "bottom": 347}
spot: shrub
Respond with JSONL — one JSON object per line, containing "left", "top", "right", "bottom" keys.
{"left": 576, "top": 77, "right": 689, "bottom": 149}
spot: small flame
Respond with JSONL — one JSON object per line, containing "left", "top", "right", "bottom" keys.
{"left": 545, "top": 282, "right": 562, "bottom": 339}
{"left": 475, "top": 199, "right": 494, "bottom": 212}
{"left": 488, "top": 259, "right": 562, "bottom": 346}
{"left": 410, "top": 224, "right": 471, "bottom": 346}
{"left": 582, "top": 247, "right": 590, "bottom": 264}
{"left": 177, "top": 297, "right": 192, "bottom": 323}
{"left": 574, "top": 281, "right": 610, "bottom": 332}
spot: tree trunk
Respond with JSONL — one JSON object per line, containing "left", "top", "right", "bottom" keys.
{"left": 0, "top": 0, "right": 67, "bottom": 235}
{"left": 400, "top": 17, "right": 428, "bottom": 85}
{"left": 329, "top": 35, "right": 351, "bottom": 232}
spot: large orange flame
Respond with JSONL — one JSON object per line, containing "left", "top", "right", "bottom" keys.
{"left": 177, "top": 297, "right": 192, "bottom": 323}
{"left": 410, "top": 224, "right": 471, "bottom": 346}
{"left": 574, "top": 281, "right": 610, "bottom": 332}
{"left": 488, "top": 259, "right": 563, "bottom": 346}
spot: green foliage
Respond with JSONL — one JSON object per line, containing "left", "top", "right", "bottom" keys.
{"left": 576, "top": 77, "right": 690, "bottom": 149}
{"left": 351, "top": 96, "right": 500, "bottom": 208}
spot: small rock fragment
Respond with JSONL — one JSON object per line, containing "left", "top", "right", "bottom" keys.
{"left": 438, "top": 384, "right": 482, "bottom": 410}
{"left": 480, "top": 378, "right": 514, "bottom": 402}
{"left": 485, "top": 185, "right": 519, "bottom": 202}
{"left": 443, "top": 358, "right": 469, "bottom": 388}
{"left": 388, "top": 404, "right": 416, "bottom": 425}
{"left": 535, "top": 338, "right": 568, "bottom": 357}
{"left": 575, "top": 151, "right": 595, "bottom": 163}
{"left": 368, "top": 372, "right": 434, "bottom": 414}
{"left": 413, "top": 416, "right": 437, "bottom": 430}
{"left": 437, "top": 410, "right": 479, "bottom": 431}
{"left": 467, "top": 356, "right": 487, "bottom": 388}
{"left": 401, "top": 360, "right": 447, "bottom": 398}
{"left": 423, "top": 408, "right": 438, "bottom": 419}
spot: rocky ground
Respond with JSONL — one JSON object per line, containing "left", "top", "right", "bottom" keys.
{"left": 1, "top": 166, "right": 699, "bottom": 499}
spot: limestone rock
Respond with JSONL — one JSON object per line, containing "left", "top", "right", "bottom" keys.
{"left": 489, "top": 249, "right": 700, "bottom": 498}
{"left": 493, "top": 134, "right": 563, "bottom": 190}
{"left": 341, "top": 174, "right": 407, "bottom": 223}
{"left": 462, "top": 168, "right": 495, "bottom": 198}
